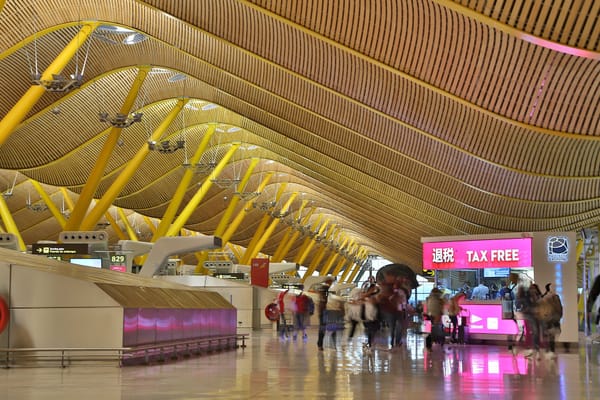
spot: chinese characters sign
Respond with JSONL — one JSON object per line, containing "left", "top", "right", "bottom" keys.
{"left": 422, "top": 238, "right": 532, "bottom": 270}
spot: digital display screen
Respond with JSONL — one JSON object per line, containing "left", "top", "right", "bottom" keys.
{"left": 70, "top": 258, "right": 102, "bottom": 268}
{"left": 483, "top": 268, "right": 510, "bottom": 278}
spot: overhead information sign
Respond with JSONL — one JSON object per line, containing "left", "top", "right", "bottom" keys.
{"left": 32, "top": 243, "right": 89, "bottom": 256}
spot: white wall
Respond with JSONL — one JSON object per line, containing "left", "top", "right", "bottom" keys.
{"left": 532, "top": 232, "right": 578, "bottom": 344}
{"left": 0, "top": 261, "right": 123, "bottom": 349}
{"left": 159, "top": 276, "right": 280, "bottom": 329}
{"left": 0, "top": 259, "right": 10, "bottom": 348}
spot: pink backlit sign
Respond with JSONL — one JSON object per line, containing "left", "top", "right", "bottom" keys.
{"left": 423, "top": 303, "right": 519, "bottom": 336}
{"left": 422, "top": 238, "right": 532, "bottom": 270}
{"left": 461, "top": 303, "right": 519, "bottom": 335}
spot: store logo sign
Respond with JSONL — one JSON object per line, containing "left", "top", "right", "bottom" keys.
{"left": 547, "top": 236, "right": 569, "bottom": 262}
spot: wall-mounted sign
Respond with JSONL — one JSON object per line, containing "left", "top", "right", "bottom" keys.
{"left": 32, "top": 243, "right": 89, "bottom": 256}
{"left": 546, "top": 236, "right": 569, "bottom": 262}
{"left": 110, "top": 254, "right": 126, "bottom": 265}
{"left": 422, "top": 238, "right": 532, "bottom": 270}
{"left": 250, "top": 258, "right": 269, "bottom": 287}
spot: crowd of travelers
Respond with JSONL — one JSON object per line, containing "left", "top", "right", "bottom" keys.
{"left": 270, "top": 272, "right": 564, "bottom": 360}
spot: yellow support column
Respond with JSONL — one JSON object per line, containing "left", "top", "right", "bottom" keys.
{"left": 30, "top": 180, "right": 67, "bottom": 229}
{"left": 276, "top": 207, "right": 316, "bottom": 264}
{"left": 339, "top": 245, "right": 359, "bottom": 282}
{"left": 220, "top": 173, "right": 273, "bottom": 245}
{"left": 229, "top": 244, "right": 244, "bottom": 263}
{"left": 153, "top": 124, "right": 217, "bottom": 240}
{"left": 332, "top": 258, "right": 348, "bottom": 279}
{"left": 245, "top": 192, "right": 298, "bottom": 262}
{"left": 314, "top": 226, "right": 338, "bottom": 276}
{"left": 81, "top": 98, "right": 189, "bottom": 230}
{"left": 59, "top": 187, "right": 73, "bottom": 209}
{"left": 292, "top": 213, "right": 321, "bottom": 264}
{"left": 105, "top": 210, "right": 127, "bottom": 240}
{"left": 238, "top": 215, "right": 270, "bottom": 266}
{"left": 347, "top": 249, "right": 368, "bottom": 283}
{"left": 118, "top": 208, "right": 138, "bottom": 241}
{"left": 298, "top": 220, "right": 332, "bottom": 281}
{"left": 143, "top": 216, "right": 157, "bottom": 236}
{"left": 307, "top": 245, "right": 329, "bottom": 277}
{"left": 272, "top": 201, "right": 309, "bottom": 262}
{"left": 66, "top": 66, "right": 150, "bottom": 230}
{"left": 195, "top": 158, "right": 260, "bottom": 267}
{"left": 166, "top": 143, "right": 240, "bottom": 236}
{"left": 322, "top": 236, "right": 349, "bottom": 277}
{"left": 0, "top": 196, "right": 26, "bottom": 251}
{"left": 215, "top": 158, "right": 260, "bottom": 236}
{"left": 319, "top": 230, "right": 344, "bottom": 276}
{"left": 331, "top": 238, "right": 352, "bottom": 276}
{"left": 340, "top": 259, "right": 353, "bottom": 283}
{"left": 295, "top": 217, "right": 328, "bottom": 265}
{"left": 63, "top": 187, "right": 129, "bottom": 240}
{"left": 0, "top": 22, "right": 99, "bottom": 147}
{"left": 240, "top": 183, "right": 288, "bottom": 265}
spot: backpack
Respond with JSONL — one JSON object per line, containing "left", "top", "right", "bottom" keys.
{"left": 295, "top": 294, "right": 308, "bottom": 313}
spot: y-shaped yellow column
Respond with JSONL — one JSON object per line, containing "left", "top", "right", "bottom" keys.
{"left": 66, "top": 66, "right": 150, "bottom": 230}
{"left": 0, "top": 22, "right": 99, "bottom": 147}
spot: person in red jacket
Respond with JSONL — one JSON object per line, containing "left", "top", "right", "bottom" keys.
{"left": 293, "top": 287, "right": 312, "bottom": 341}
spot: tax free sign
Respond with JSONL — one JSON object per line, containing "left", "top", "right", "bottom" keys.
{"left": 422, "top": 237, "right": 533, "bottom": 270}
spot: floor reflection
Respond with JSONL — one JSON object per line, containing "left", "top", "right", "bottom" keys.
{"left": 0, "top": 328, "right": 598, "bottom": 400}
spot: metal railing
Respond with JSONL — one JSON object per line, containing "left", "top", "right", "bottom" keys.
{"left": 1, "top": 333, "right": 249, "bottom": 368}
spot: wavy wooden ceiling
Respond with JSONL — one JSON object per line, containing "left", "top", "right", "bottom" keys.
{"left": 0, "top": 0, "right": 599, "bottom": 274}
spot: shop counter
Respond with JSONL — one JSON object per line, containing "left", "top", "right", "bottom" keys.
{"left": 422, "top": 300, "right": 520, "bottom": 343}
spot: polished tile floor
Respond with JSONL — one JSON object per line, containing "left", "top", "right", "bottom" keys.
{"left": 1, "top": 328, "right": 600, "bottom": 400}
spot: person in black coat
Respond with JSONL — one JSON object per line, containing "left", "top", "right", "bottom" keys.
{"left": 588, "top": 275, "right": 600, "bottom": 327}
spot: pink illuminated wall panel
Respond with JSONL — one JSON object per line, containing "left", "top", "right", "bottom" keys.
{"left": 461, "top": 304, "right": 519, "bottom": 335}
{"left": 122, "top": 308, "right": 237, "bottom": 347}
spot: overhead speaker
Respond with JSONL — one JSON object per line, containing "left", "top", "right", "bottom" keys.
{"left": 0, "top": 233, "right": 19, "bottom": 250}
{"left": 59, "top": 231, "right": 108, "bottom": 243}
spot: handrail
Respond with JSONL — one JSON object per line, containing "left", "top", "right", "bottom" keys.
{"left": 0, "top": 347, "right": 129, "bottom": 368}
{"left": 0, "top": 333, "right": 249, "bottom": 368}
{"left": 122, "top": 334, "right": 249, "bottom": 365}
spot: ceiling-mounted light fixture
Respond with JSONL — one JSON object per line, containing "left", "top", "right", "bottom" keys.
{"left": 201, "top": 103, "right": 218, "bottom": 111}
{"left": 234, "top": 190, "right": 261, "bottom": 201}
{"left": 26, "top": 191, "right": 48, "bottom": 213}
{"left": 99, "top": 111, "right": 143, "bottom": 128}
{"left": 31, "top": 73, "right": 83, "bottom": 93}
{"left": 168, "top": 73, "right": 187, "bottom": 83}
{"left": 28, "top": 20, "right": 92, "bottom": 93}
{"left": 123, "top": 33, "right": 147, "bottom": 45}
{"left": 211, "top": 177, "right": 241, "bottom": 189}
{"left": 270, "top": 209, "right": 292, "bottom": 219}
{"left": 148, "top": 139, "right": 186, "bottom": 154}
{"left": 2, "top": 172, "right": 17, "bottom": 198}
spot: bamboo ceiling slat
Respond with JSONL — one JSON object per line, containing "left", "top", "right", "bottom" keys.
{"left": 1, "top": 0, "right": 600, "bottom": 267}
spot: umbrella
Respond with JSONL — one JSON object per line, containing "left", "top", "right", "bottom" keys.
{"left": 375, "top": 263, "right": 420, "bottom": 290}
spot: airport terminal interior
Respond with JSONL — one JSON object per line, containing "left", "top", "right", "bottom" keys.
{"left": 2, "top": 328, "right": 600, "bottom": 400}
{"left": 2, "top": 0, "right": 600, "bottom": 399}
